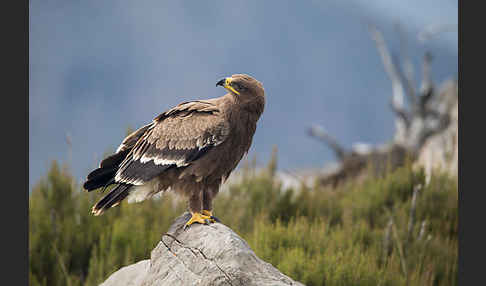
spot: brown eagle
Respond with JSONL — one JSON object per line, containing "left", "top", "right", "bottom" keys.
{"left": 83, "top": 74, "right": 265, "bottom": 228}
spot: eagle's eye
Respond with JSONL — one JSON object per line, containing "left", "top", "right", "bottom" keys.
{"left": 233, "top": 82, "right": 245, "bottom": 91}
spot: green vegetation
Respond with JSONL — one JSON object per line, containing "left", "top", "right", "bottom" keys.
{"left": 29, "top": 154, "right": 457, "bottom": 286}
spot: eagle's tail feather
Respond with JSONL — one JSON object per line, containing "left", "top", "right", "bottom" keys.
{"left": 83, "top": 167, "right": 117, "bottom": 191}
{"left": 91, "top": 184, "right": 131, "bottom": 216}
{"left": 83, "top": 150, "right": 130, "bottom": 192}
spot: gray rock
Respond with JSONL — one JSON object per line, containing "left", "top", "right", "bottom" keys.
{"left": 100, "top": 212, "right": 304, "bottom": 286}
{"left": 100, "top": 260, "right": 150, "bottom": 286}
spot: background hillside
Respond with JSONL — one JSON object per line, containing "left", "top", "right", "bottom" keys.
{"left": 29, "top": 151, "right": 457, "bottom": 286}
{"left": 29, "top": 0, "right": 458, "bottom": 190}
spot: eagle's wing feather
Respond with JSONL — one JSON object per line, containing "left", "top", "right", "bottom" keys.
{"left": 83, "top": 124, "right": 152, "bottom": 191}
{"left": 114, "top": 100, "right": 229, "bottom": 185}
{"left": 115, "top": 123, "right": 153, "bottom": 153}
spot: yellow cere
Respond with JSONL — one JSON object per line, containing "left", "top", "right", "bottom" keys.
{"left": 224, "top": 78, "right": 240, "bottom": 95}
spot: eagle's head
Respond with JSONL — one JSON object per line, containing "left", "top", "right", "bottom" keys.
{"left": 216, "top": 74, "right": 265, "bottom": 114}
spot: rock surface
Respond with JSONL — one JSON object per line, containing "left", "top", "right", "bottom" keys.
{"left": 100, "top": 212, "right": 304, "bottom": 286}
{"left": 100, "top": 260, "right": 150, "bottom": 286}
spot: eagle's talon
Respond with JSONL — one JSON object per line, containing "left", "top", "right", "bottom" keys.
{"left": 202, "top": 210, "right": 212, "bottom": 216}
{"left": 184, "top": 212, "right": 213, "bottom": 229}
{"left": 202, "top": 210, "right": 220, "bottom": 223}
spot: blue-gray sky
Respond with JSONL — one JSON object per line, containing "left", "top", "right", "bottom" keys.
{"left": 29, "top": 0, "right": 457, "bottom": 189}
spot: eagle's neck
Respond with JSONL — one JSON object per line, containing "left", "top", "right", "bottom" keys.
{"left": 223, "top": 92, "right": 264, "bottom": 119}
{"left": 244, "top": 96, "right": 265, "bottom": 118}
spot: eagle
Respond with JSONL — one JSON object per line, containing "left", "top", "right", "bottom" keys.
{"left": 83, "top": 74, "right": 265, "bottom": 228}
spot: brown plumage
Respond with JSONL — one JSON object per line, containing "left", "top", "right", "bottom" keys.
{"left": 83, "top": 74, "right": 265, "bottom": 227}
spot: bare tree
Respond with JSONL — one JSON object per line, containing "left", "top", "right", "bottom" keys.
{"left": 309, "top": 24, "right": 457, "bottom": 187}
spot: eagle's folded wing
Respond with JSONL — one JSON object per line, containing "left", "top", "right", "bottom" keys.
{"left": 114, "top": 100, "right": 230, "bottom": 185}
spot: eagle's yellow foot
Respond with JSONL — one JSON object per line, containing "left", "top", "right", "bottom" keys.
{"left": 184, "top": 212, "right": 212, "bottom": 230}
{"left": 202, "top": 210, "right": 221, "bottom": 223}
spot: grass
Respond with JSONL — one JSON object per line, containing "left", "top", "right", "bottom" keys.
{"left": 29, "top": 155, "right": 457, "bottom": 286}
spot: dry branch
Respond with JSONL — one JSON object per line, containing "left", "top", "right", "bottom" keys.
{"left": 418, "top": 220, "right": 428, "bottom": 242}
{"left": 396, "top": 23, "right": 417, "bottom": 108}
{"left": 308, "top": 24, "right": 457, "bottom": 188}
{"left": 308, "top": 125, "right": 347, "bottom": 161}
{"left": 406, "top": 184, "right": 421, "bottom": 246}
{"left": 382, "top": 217, "right": 394, "bottom": 265}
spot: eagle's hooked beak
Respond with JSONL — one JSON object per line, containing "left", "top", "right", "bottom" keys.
{"left": 216, "top": 77, "right": 240, "bottom": 95}
{"left": 216, "top": 78, "right": 225, "bottom": 87}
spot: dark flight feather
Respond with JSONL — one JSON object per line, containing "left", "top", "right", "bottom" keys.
{"left": 83, "top": 168, "right": 117, "bottom": 191}
{"left": 99, "top": 149, "right": 130, "bottom": 168}
{"left": 83, "top": 149, "right": 131, "bottom": 191}
{"left": 91, "top": 183, "right": 132, "bottom": 216}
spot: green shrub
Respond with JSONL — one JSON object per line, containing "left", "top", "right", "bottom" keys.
{"left": 29, "top": 156, "right": 457, "bottom": 286}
